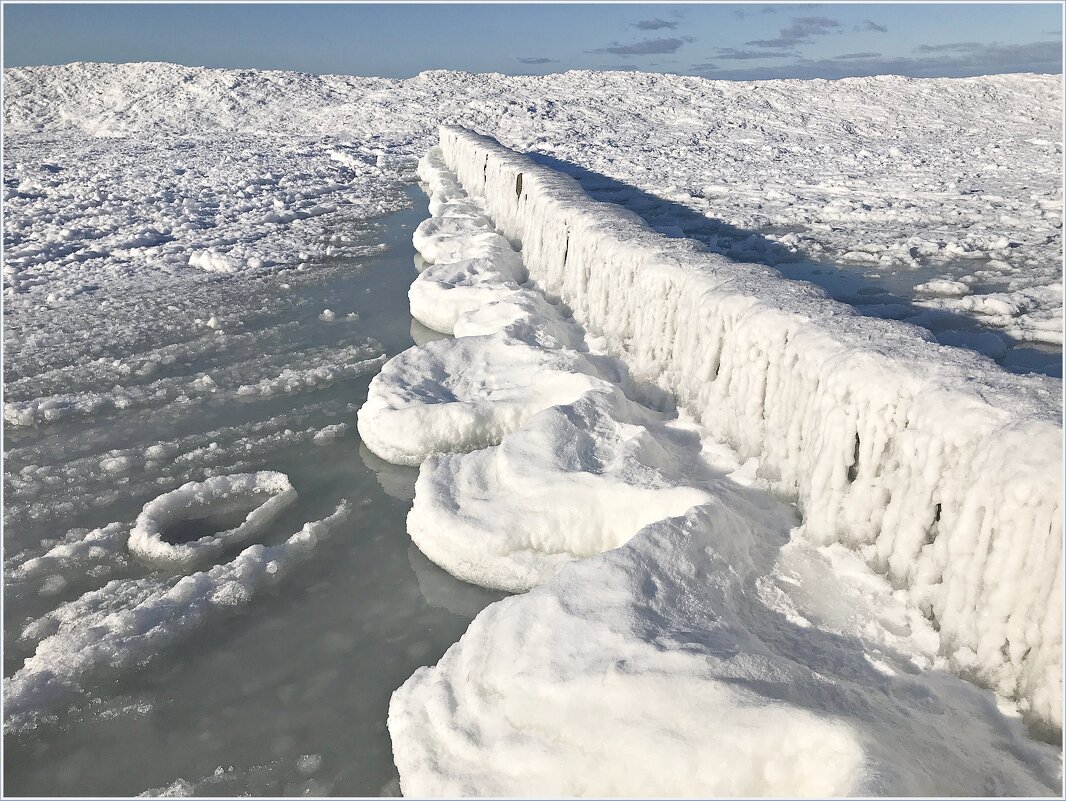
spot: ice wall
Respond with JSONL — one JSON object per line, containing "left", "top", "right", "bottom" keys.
{"left": 437, "top": 126, "right": 1064, "bottom": 730}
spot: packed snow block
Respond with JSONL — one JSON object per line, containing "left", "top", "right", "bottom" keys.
{"left": 437, "top": 125, "right": 1064, "bottom": 730}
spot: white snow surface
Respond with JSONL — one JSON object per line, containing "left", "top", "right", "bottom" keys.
{"left": 392, "top": 506, "right": 1061, "bottom": 797}
{"left": 4, "top": 62, "right": 1064, "bottom": 793}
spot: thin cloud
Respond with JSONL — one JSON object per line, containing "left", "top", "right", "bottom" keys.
{"left": 693, "top": 39, "right": 1062, "bottom": 80}
{"left": 746, "top": 38, "right": 802, "bottom": 49}
{"left": 633, "top": 18, "right": 678, "bottom": 30}
{"left": 780, "top": 16, "right": 841, "bottom": 39}
{"left": 914, "top": 42, "right": 986, "bottom": 54}
{"left": 746, "top": 14, "right": 841, "bottom": 49}
{"left": 715, "top": 47, "right": 801, "bottom": 61}
{"left": 590, "top": 37, "right": 694, "bottom": 57}
{"left": 516, "top": 57, "right": 557, "bottom": 64}
{"left": 857, "top": 20, "right": 888, "bottom": 33}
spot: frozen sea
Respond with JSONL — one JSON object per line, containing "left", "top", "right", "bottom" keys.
{"left": 2, "top": 63, "right": 1062, "bottom": 797}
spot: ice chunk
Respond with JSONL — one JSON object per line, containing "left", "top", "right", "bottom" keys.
{"left": 188, "top": 249, "right": 238, "bottom": 274}
{"left": 914, "top": 279, "right": 971, "bottom": 297}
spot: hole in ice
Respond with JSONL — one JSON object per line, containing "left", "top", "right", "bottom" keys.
{"left": 158, "top": 502, "right": 266, "bottom": 546}
{"left": 924, "top": 502, "right": 943, "bottom": 546}
{"left": 846, "top": 433, "right": 860, "bottom": 483}
{"left": 128, "top": 472, "right": 298, "bottom": 569}
{"left": 515, "top": 172, "right": 523, "bottom": 198}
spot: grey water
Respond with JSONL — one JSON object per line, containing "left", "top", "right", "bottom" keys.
{"left": 3, "top": 188, "right": 504, "bottom": 796}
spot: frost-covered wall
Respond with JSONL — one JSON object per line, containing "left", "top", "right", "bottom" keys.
{"left": 438, "top": 126, "right": 1064, "bottom": 730}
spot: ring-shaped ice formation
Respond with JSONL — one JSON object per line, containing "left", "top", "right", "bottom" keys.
{"left": 128, "top": 471, "right": 298, "bottom": 568}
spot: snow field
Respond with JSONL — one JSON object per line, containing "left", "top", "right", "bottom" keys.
{"left": 6, "top": 65, "right": 1060, "bottom": 367}
{"left": 367, "top": 147, "right": 1060, "bottom": 795}
{"left": 439, "top": 126, "right": 1063, "bottom": 730}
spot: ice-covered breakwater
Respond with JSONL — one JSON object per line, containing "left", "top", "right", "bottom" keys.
{"left": 437, "top": 126, "right": 1063, "bottom": 730}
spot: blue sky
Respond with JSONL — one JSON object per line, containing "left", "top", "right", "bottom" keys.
{"left": 3, "top": 3, "right": 1062, "bottom": 80}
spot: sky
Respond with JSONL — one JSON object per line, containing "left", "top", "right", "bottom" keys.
{"left": 3, "top": 3, "right": 1063, "bottom": 81}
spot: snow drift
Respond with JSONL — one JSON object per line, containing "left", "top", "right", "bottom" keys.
{"left": 436, "top": 126, "right": 1063, "bottom": 731}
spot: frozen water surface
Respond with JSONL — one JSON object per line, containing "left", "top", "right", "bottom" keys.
{"left": 2, "top": 64, "right": 1062, "bottom": 796}
{"left": 3, "top": 190, "right": 504, "bottom": 797}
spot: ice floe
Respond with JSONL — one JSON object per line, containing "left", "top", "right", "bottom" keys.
{"left": 5, "top": 482, "right": 350, "bottom": 733}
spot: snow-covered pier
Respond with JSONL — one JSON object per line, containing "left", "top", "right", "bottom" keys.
{"left": 353, "top": 126, "right": 1066, "bottom": 795}
{"left": 436, "top": 126, "right": 1064, "bottom": 729}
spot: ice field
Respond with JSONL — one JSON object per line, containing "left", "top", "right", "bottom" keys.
{"left": 3, "top": 62, "right": 1064, "bottom": 796}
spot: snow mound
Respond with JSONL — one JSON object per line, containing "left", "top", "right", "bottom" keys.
{"left": 127, "top": 472, "right": 298, "bottom": 568}
{"left": 408, "top": 388, "right": 711, "bottom": 592}
{"left": 409, "top": 256, "right": 525, "bottom": 335}
{"left": 356, "top": 334, "right": 608, "bottom": 466}
{"left": 391, "top": 505, "right": 1061, "bottom": 797}
{"left": 407, "top": 149, "right": 532, "bottom": 335}
{"left": 452, "top": 289, "right": 587, "bottom": 350}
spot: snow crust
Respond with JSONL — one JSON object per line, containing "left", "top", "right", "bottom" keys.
{"left": 436, "top": 126, "right": 1064, "bottom": 730}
